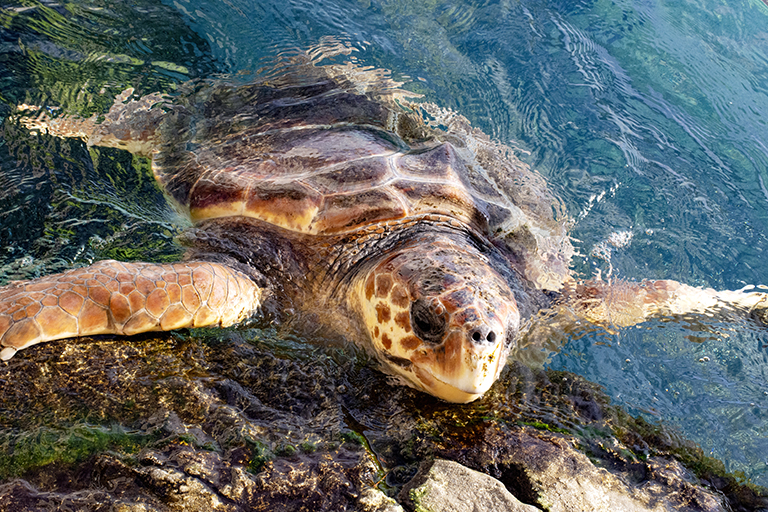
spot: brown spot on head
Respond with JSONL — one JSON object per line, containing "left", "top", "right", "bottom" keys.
{"left": 394, "top": 311, "right": 411, "bottom": 332}
{"left": 381, "top": 333, "right": 392, "bottom": 350}
{"left": 401, "top": 335, "right": 422, "bottom": 351}
{"left": 374, "top": 326, "right": 380, "bottom": 338}
{"left": 390, "top": 285, "right": 409, "bottom": 309}
{"left": 375, "top": 274, "right": 393, "bottom": 298}
{"left": 365, "top": 273, "right": 375, "bottom": 301}
{"left": 375, "top": 302, "right": 391, "bottom": 323}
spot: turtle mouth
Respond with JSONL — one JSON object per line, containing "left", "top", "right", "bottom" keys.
{"left": 412, "top": 365, "right": 487, "bottom": 403}
{"left": 416, "top": 339, "right": 506, "bottom": 403}
{"left": 384, "top": 353, "right": 412, "bottom": 369}
{"left": 382, "top": 342, "right": 502, "bottom": 403}
{"left": 382, "top": 353, "right": 483, "bottom": 402}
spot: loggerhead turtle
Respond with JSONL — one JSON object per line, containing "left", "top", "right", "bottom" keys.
{"left": 2, "top": 64, "right": 767, "bottom": 403}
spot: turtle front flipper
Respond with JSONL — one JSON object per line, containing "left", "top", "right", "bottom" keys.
{"left": 564, "top": 278, "right": 768, "bottom": 328}
{"left": 0, "top": 260, "right": 261, "bottom": 360}
{"left": 16, "top": 88, "right": 168, "bottom": 157}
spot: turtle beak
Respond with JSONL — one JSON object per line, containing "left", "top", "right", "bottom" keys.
{"left": 413, "top": 337, "right": 507, "bottom": 403}
{"left": 410, "top": 304, "right": 517, "bottom": 403}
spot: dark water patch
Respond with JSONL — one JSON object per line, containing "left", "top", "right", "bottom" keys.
{"left": 0, "top": 0, "right": 219, "bottom": 110}
{"left": 0, "top": 113, "right": 184, "bottom": 284}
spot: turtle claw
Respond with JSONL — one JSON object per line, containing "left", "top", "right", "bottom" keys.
{"left": 14, "top": 89, "right": 165, "bottom": 156}
{"left": 0, "top": 347, "right": 16, "bottom": 361}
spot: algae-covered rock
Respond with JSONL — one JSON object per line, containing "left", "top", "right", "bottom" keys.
{"left": 0, "top": 333, "right": 766, "bottom": 511}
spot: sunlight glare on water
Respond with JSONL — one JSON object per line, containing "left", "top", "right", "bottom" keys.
{"left": 2, "top": 0, "right": 768, "bottom": 486}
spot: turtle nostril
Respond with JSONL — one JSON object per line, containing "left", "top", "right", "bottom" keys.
{"left": 470, "top": 328, "right": 497, "bottom": 344}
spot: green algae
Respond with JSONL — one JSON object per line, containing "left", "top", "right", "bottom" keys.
{"left": 340, "top": 430, "right": 366, "bottom": 446}
{"left": 517, "top": 420, "right": 571, "bottom": 435}
{"left": 299, "top": 441, "right": 318, "bottom": 454}
{"left": 408, "top": 484, "right": 432, "bottom": 512}
{"left": 0, "top": 424, "right": 157, "bottom": 480}
{"left": 244, "top": 438, "right": 274, "bottom": 473}
{"left": 276, "top": 443, "right": 298, "bottom": 457}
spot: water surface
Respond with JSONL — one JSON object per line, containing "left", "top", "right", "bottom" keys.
{"left": 2, "top": 0, "right": 768, "bottom": 486}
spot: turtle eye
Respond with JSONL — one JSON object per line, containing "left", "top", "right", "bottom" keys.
{"left": 410, "top": 298, "right": 448, "bottom": 344}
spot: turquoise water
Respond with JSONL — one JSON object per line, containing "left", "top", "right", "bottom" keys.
{"left": 2, "top": 0, "right": 768, "bottom": 485}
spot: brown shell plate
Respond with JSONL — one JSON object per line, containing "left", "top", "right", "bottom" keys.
{"left": 151, "top": 72, "right": 574, "bottom": 290}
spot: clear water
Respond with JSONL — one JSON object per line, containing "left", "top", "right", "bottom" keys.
{"left": 2, "top": 0, "right": 768, "bottom": 485}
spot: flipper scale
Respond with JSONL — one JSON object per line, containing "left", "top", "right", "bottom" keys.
{"left": 0, "top": 260, "right": 261, "bottom": 360}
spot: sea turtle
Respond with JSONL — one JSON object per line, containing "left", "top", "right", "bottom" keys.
{"left": 2, "top": 63, "right": 767, "bottom": 403}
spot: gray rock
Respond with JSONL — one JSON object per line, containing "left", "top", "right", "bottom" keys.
{"left": 496, "top": 428, "right": 727, "bottom": 512}
{"left": 399, "top": 459, "right": 539, "bottom": 512}
{"left": 358, "top": 486, "right": 406, "bottom": 512}
{"left": 428, "top": 426, "right": 729, "bottom": 512}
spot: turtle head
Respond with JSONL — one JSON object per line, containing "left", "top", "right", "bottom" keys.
{"left": 357, "top": 239, "right": 519, "bottom": 403}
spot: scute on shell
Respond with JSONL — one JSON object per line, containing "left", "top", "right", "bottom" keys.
{"left": 149, "top": 62, "right": 573, "bottom": 291}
